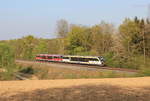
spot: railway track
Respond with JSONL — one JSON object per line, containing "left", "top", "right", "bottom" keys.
{"left": 16, "top": 60, "right": 138, "bottom": 74}
{"left": 13, "top": 73, "right": 29, "bottom": 80}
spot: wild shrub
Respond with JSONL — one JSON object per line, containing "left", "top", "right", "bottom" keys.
{"left": 19, "top": 66, "right": 34, "bottom": 74}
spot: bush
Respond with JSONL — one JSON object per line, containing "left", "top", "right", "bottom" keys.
{"left": 138, "top": 60, "right": 150, "bottom": 76}
{"left": 19, "top": 66, "right": 34, "bottom": 74}
{"left": 103, "top": 52, "right": 149, "bottom": 70}
{"left": 0, "top": 43, "right": 14, "bottom": 68}
{"left": 103, "top": 52, "right": 117, "bottom": 67}
{"left": 140, "top": 68, "right": 150, "bottom": 76}
{"left": 0, "top": 43, "right": 16, "bottom": 80}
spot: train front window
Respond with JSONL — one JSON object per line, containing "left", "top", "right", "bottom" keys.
{"left": 98, "top": 56, "right": 104, "bottom": 61}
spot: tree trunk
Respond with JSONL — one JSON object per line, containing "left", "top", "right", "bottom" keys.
{"left": 143, "top": 29, "right": 146, "bottom": 64}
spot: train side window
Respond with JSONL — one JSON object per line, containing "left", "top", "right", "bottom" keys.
{"left": 84, "top": 58, "right": 89, "bottom": 62}
{"left": 63, "top": 57, "right": 69, "bottom": 59}
{"left": 78, "top": 58, "right": 87, "bottom": 62}
{"left": 80, "top": 58, "right": 85, "bottom": 62}
{"left": 48, "top": 56, "right": 52, "bottom": 59}
{"left": 71, "top": 57, "right": 89, "bottom": 62}
{"left": 54, "top": 56, "right": 58, "bottom": 59}
{"left": 89, "top": 58, "right": 99, "bottom": 61}
{"left": 78, "top": 58, "right": 82, "bottom": 61}
{"left": 40, "top": 56, "right": 46, "bottom": 59}
{"left": 77, "top": 58, "right": 81, "bottom": 61}
{"left": 71, "top": 57, "right": 78, "bottom": 61}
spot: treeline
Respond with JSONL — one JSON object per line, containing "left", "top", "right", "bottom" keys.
{"left": 1, "top": 17, "right": 150, "bottom": 71}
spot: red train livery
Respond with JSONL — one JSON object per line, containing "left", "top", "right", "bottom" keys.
{"left": 36, "top": 54, "right": 62, "bottom": 62}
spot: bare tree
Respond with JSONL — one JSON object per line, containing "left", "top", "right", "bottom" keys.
{"left": 148, "top": 4, "right": 150, "bottom": 20}
{"left": 56, "top": 19, "right": 69, "bottom": 38}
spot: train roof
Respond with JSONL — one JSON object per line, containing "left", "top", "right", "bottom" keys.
{"left": 63, "top": 55, "right": 101, "bottom": 58}
{"left": 37, "top": 54, "right": 62, "bottom": 56}
{"left": 36, "top": 54, "right": 103, "bottom": 58}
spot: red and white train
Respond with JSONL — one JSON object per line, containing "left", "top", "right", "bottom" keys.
{"left": 36, "top": 54, "right": 105, "bottom": 66}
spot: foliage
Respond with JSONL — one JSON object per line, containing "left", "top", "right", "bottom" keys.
{"left": 0, "top": 43, "right": 14, "bottom": 68}
{"left": 0, "top": 43, "right": 16, "bottom": 80}
{"left": 65, "top": 22, "right": 114, "bottom": 55}
{"left": 1, "top": 17, "right": 150, "bottom": 80}
{"left": 117, "top": 17, "right": 150, "bottom": 70}
{"left": 65, "top": 25, "right": 91, "bottom": 55}
{"left": 33, "top": 40, "right": 49, "bottom": 55}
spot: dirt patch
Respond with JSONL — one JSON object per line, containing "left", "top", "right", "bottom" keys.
{"left": 1, "top": 77, "right": 150, "bottom": 101}
{"left": 1, "top": 84, "right": 150, "bottom": 101}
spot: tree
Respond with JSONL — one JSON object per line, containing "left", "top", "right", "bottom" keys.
{"left": 55, "top": 19, "right": 69, "bottom": 54}
{"left": 33, "top": 40, "right": 48, "bottom": 55}
{"left": 90, "top": 22, "right": 114, "bottom": 55}
{"left": 118, "top": 17, "right": 150, "bottom": 68}
{"left": 119, "top": 18, "right": 141, "bottom": 54}
{"left": 65, "top": 25, "right": 92, "bottom": 55}
{"left": 0, "top": 43, "right": 14, "bottom": 69}
{"left": 140, "top": 19, "right": 146, "bottom": 63}
{"left": 47, "top": 39, "right": 60, "bottom": 54}
{"left": 56, "top": 19, "right": 69, "bottom": 38}
{"left": 21, "top": 35, "right": 37, "bottom": 60}
{"left": 13, "top": 39, "right": 25, "bottom": 59}
{"left": 145, "top": 19, "right": 150, "bottom": 57}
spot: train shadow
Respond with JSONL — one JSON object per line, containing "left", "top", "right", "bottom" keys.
{"left": 1, "top": 84, "right": 150, "bottom": 101}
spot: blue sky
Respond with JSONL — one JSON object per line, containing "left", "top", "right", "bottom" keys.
{"left": 0, "top": 0, "right": 150, "bottom": 40}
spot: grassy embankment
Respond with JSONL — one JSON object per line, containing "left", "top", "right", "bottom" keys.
{"left": 16, "top": 61, "right": 138, "bottom": 80}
